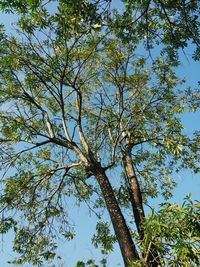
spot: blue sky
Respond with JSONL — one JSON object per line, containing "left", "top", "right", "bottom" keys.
{"left": 0, "top": 6, "right": 199, "bottom": 267}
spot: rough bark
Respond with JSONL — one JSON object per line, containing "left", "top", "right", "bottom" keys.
{"left": 123, "top": 151, "right": 145, "bottom": 239}
{"left": 94, "top": 167, "right": 139, "bottom": 266}
{"left": 123, "top": 150, "right": 159, "bottom": 267}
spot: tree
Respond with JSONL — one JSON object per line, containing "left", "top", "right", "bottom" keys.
{"left": 0, "top": 1, "right": 199, "bottom": 266}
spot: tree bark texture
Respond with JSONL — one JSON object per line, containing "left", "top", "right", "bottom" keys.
{"left": 123, "top": 151, "right": 159, "bottom": 267}
{"left": 123, "top": 151, "right": 145, "bottom": 239}
{"left": 95, "top": 167, "right": 139, "bottom": 266}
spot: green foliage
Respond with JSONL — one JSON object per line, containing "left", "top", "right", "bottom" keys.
{"left": 0, "top": 0, "right": 199, "bottom": 266}
{"left": 139, "top": 197, "right": 200, "bottom": 266}
{"left": 75, "top": 259, "right": 102, "bottom": 267}
{"left": 75, "top": 258, "right": 107, "bottom": 267}
{"left": 92, "top": 221, "right": 116, "bottom": 254}
{"left": 0, "top": 217, "right": 16, "bottom": 233}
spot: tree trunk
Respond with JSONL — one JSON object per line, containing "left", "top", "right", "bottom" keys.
{"left": 123, "top": 150, "right": 159, "bottom": 267}
{"left": 123, "top": 151, "right": 145, "bottom": 239}
{"left": 95, "top": 167, "right": 139, "bottom": 266}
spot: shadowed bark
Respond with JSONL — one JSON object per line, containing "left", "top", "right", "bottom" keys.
{"left": 123, "top": 147, "right": 159, "bottom": 267}
{"left": 94, "top": 167, "right": 139, "bottom": 266}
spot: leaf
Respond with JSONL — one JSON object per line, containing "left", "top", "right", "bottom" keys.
{"left": 92, "top": 23, "right": 102, "bottom": 29}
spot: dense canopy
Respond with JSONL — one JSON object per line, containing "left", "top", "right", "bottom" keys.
{"left": 0, "top": 1, "right": 199, "bottom": 266}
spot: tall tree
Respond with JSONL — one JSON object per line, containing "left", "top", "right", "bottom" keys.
{"left": 0, "top": 1, "right": 199, "bottom": 266}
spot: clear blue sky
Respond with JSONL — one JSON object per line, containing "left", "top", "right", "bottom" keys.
{"left": 0, "top": 7, "right": 199, "bottom": 267}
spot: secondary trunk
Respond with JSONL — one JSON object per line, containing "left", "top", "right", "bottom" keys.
{"left": 123, "top": 151, "right": 145, "bottom": 239}
{"left": 95, "top": 167, "right": 139, "bottom": 266}
{"left": 123, "top": 150, "right": 159, "bottom": 267}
